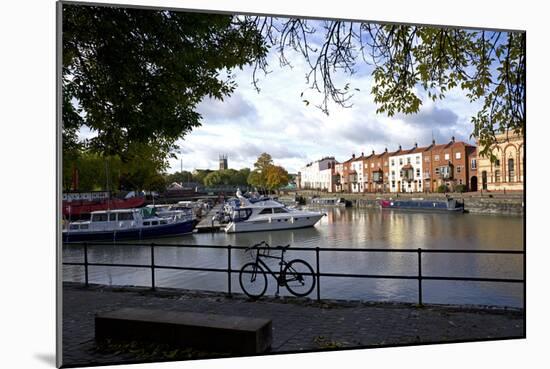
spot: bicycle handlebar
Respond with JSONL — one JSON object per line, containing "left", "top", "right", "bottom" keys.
{"left": 245, "top": 241, "right": 268, "bottom": 252}
{"left": 244, "top": 242, "right": 290, "bottom": 252}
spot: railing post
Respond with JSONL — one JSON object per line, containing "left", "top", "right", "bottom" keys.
{"left": 315, "top": 247, "right": 321, "bottom": 302}
{"left": 227, "top": 244, "right": 232, "bottom": 297}
{"left": 417, "top": 248, "right": 423, "bottom": 306}
{"left": 84, "top": 242, "right": 89, "bottom": 287}
{"left": 151, "top": 243, "right": 156, "bottom": 291}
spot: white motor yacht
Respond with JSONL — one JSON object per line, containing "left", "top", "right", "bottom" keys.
{"left": 224, "top": 191, "right": 325, "bottom": 233}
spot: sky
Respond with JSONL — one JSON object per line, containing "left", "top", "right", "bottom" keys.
{"left": 167, "top": 21, "right": 483, "bottom": 174}
{"left": 76, "top": 18, "right": 485, "bottom": 175}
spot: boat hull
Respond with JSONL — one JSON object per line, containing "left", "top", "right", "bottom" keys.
{"left": 62, "top": 220, "right": 195, "bottom": 242}
{"left": 379, "top": 199, "right": 463, "bottom": 212}
{"left": 225, "top": 214, "right": 323, "bottom": 233}
{"left": 63, "top": 197, "right": 145, "bottom": 217}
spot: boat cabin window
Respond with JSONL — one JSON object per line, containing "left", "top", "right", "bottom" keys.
{"left": 160, "top": 220, "right": 167, "bottom": 225}
{"left": 80, "top": 224, "right": 89, "bottom": 230}
{"left": 234, "top": 209, "right": 252, "bottom": 220}
{"left": 69, "top": 224, "right": 80, "bottom": 230}
{"left": 143, "top": 221, "right": 150, "bottom": 226}
{"left": 273, "top": 207, "right": 288, "bottom": 213}
{"left": 91, "top": 213, "right": 108, "bottom": 222}
{"left": 118, "top": 212, "right": 134, "bottom": 221}
{"left": 151, "top": 221, "right": 158, "bottom": 226}
{"left": 109, "top": 213, "right": 116, "bottom": 221}
{"left": 259, "top": 208, "right": 273, "bottom": 214}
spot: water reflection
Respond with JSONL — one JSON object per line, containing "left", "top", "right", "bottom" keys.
{"left": 63, "top": 207, "right": 524, "bottom": 307}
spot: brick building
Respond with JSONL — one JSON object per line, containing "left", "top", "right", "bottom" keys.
{"left": 420, "top": 137, "right": 477, "bottom": 192}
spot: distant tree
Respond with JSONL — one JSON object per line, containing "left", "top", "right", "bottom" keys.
{"left": 235, "top": 168, "right": 251, "bottom": 186}
{"left": 63, "top": 143, "right": 168, "bottom": 192}
{"left": 192, "top": 169, "right": 213, "bottom": 185}
{"left": 165, "top": 171, "right": 194, "bottom": 185}
{"left": 247, "top": 170, "right": 264, "bottom": 190}
{"left": 265, "top": 165, "right": 289, "bottom": 192}
{"left": 203, "top": 171, "right": 225, "bottom": 187}
{"left": 254, "top": 153, "right": 274, "bottom": 173}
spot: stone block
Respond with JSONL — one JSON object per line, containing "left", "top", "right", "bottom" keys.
{"left": 95, "top": 308, "right": 272, "bottom": 354}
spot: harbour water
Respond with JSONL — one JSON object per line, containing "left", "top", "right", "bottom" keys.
{"left": 62, "top": 207, "right": 524, "bottom": 307}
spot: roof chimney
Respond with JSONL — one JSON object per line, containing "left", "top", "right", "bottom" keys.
{"left": 432, "top": 139, "right": 435, "bottom": 145}
{"left": 372, "top": 150, "right": 375, "bottom": 155}
{"left": 451, "top": 136, "right": 455, "bottom": 143}
{"left": 398, "top": 145, "right": 402, "bottom": 151}
{"left": 352, "top": 153, "right": 355, "bottom": 159}
{"left": 361, "top": 152, "right": 364, "bottom": 157}
{"left": 385, "top": 147, "right": 388, "bottom": 153}
{"left": 414, "top": 142, "right": 418, "bottom": 148}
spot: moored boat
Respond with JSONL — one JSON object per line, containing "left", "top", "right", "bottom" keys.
{"left": 62, "top": 208, "right": 195, "bottom": 242}
{"left": 62, "top": 196, "right": 145, "bottom": 218}
{"left": 379, "top": 198, "right": 464, "bottom": 212}
{"left": 223, "top": 191, "right": 325, "bottom": 233}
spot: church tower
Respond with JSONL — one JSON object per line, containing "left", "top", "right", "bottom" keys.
{"left": 219, "top": 154, "right": 228, "bottom": 171}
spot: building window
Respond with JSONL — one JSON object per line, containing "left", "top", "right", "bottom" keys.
{"left": 495, "top": 169, "right": 501, "bottom": 183}
{"left": 435, "top": 155, "right": 440, "bottom": 161}
{"left": 416, "top": 156, "right": 421, "bottom": 164}
{"left": 495, "top": 159, "right": 501, "bottom": 167}
{"left": 392, "top": 181, "right": 395, "bottom": 188}
{"left": 425, "top": 156, "right": 430, "bottom": 162}
{"left": 456, "top": 166, "right": 462, "bottom": 173}
{"left": 416, "top": 168, "right": 420, "bottom": 177}
{"left": 399, "top": 158, "right": 403, "bottom": 165}
{"left": 508, "top": 158, "right": 515, "bottom": 182}
{"left": 371, "top": 163, "right": 374, "bottom": 168}
{"left": 444, "top": 153, "right": 450, "bottom": 160}
{"left": 384, "top": 161, "right": 388, "bottom": 166}
{"left": 391, "top": 170, "right": 395, "bottom": 178}
{"left": 407, "top": 157, "right": 411, "bottom": 164}
{"left": 391, "top": 159, "right": 395, "bottom": 166}
{"left": 471, "top": 159, "right": 477, "bottom": 169}
{"left": 456, "top": 152, "right": 461, "bottom": 160}
{"left": 435, "top": 167, "right": 440, "bottom": 175}
{"left": 459, "top": 179, "right": 463, "bottom": 184}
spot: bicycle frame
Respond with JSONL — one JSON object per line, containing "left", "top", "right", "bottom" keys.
{"left": 251, "top": 248, "right": 289, "bottom": 294}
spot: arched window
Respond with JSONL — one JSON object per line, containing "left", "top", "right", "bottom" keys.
{"left": 508, "top": 158, "right": 515, "bottom": 182}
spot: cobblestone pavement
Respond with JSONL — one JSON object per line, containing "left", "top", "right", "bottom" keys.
{"left": 62, "top": 283, "right": 524, "bottom": 367}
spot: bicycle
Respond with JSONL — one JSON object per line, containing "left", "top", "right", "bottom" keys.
{"left": 239, "top": 241, "right": 316, "bottom": 299}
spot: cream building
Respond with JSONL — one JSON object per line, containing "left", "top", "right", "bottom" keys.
{"left": 477, "top": 131, "right": 524, "bottom": 191}
{"left": 299, "top": 157, "right": 337, "bottom": 191}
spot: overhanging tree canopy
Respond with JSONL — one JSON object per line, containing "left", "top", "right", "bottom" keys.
{"left": 62, "top": 4, "right": 268, "bottom": 160}
{"left": 63, "top": 4, "right": 525, "bottom": 164}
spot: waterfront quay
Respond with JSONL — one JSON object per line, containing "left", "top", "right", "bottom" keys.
{"left": 290, "top": 190, "right": 524, "bottom": 215}
{"left": 62, "top": 282, "right": 524, "bottom": 366}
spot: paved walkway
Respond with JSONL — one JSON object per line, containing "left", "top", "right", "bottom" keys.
{"left": 62, "top": 283, "right": 524, "bottom": 367}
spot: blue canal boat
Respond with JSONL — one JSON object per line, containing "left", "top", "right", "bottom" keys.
{"left": 62, "top": 208, "right": 195, "bottom": 242}
{"left": 379, "top": 198, "right": 464, "bottom": 212}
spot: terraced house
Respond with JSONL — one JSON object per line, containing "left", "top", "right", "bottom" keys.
{"left": 298, "top": 135, "right": 516, "bottom": 194}
{"left": 389, "top": 144, "right": 425, "bottom": 193}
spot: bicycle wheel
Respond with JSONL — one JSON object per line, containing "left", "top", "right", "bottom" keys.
{"left": 283, "top": 259, "right": 316, "bottom": 297}
{"left": 239, "top": 262, "right": 268, "bottom": 298}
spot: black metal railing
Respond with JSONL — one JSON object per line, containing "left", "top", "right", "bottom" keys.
{"left": 62, "top": 242, "right": 524, "bottom": 306}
